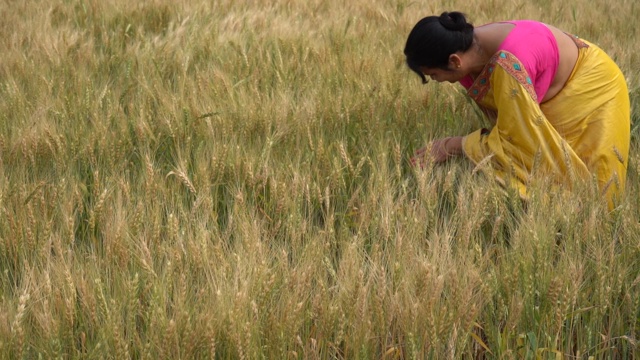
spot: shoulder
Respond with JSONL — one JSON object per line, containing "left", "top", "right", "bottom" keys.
{"left": 492, "top": 51, "right": 538, "bottom": 101}
{"left": 491, "top": 51, "right": 530, "bottom": 77}
{"left": 497, "top": 20, "right": 556, "bottom": 58}
{"left": 468, "top": 51, "right": 538, "bottom": 102}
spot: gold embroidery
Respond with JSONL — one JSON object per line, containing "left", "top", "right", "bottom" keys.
{"left": 467, "top": 51, "right": 537, "bottom": 102}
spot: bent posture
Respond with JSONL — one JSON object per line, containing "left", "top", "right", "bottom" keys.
{"left": 405, "top": 12, "right": 630, "bottom": 208}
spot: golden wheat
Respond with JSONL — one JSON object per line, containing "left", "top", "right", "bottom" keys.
{"left": 0, "top": 0, "right": 638, "bottom": 358}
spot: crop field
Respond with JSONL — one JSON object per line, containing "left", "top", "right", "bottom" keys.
{"left": 0, "top": 0, "right": 639, "bottom": 358}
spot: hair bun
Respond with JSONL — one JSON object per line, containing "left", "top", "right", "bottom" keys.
{"left": 438, "top": 11, "right": 473, "bottom": 32}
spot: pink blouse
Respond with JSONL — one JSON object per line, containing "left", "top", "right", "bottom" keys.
{"left": 460, "top": 20, "right": 559, "bottom": 103}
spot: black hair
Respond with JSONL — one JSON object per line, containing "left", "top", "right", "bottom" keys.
{"left": 404, "top": 11, "right": 475, "bottom": 83}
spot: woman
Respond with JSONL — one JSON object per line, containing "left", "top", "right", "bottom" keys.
{"left": 405, "top": 12, "right": 630, "bottom": 208}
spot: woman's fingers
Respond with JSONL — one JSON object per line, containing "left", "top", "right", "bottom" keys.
{"left": 411, "top": 139, "right": 450, "bottom": 168}
{"left": 414, "top": 145, "right": 428, "bottom": 156}
{"left": 411, "top": 146, "right": 429, "bottom": 167}
{"left": 411, "top": 144, "right": 437, "bottom": 168}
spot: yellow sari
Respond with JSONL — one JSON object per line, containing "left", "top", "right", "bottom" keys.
{"left": 462, "top": 37, "right": 630, "bottom": 209}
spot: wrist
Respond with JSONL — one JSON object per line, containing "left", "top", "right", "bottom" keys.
{"left": 443, "top": 136, "right": 463, "bottom": 156}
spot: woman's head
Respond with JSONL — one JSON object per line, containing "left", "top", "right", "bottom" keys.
{"left": 404, "top": 12, "right": 475, "bottom": 83}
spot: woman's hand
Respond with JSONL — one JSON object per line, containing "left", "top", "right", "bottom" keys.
{"left": 411, "top": 136, "right": 463, "bottom": 167}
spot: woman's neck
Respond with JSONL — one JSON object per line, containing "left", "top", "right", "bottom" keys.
{"left": 466, "top": 36, "right": 491, "bottom": 79}
{"left": 468, "top": 23, "right": 516, "bottom": 78}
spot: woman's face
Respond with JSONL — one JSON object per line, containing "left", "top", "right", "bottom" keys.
{"left": 419, "top": 66, "right": 465, "bottom": 83}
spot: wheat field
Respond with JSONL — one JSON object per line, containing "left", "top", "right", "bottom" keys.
{"left": 0, "top": 0, "right": 639, "bottom": 358}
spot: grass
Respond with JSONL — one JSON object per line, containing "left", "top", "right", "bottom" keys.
{"left": 0, "top": 0, "right": 639, "bottom": 358}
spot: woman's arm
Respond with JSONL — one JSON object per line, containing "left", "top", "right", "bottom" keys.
{"left": 462, "top": 51, "right": 589, "bottom": 190}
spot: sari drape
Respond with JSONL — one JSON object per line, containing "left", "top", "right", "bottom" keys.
{"left": 461, "top": 38, "right": 630, "bottom": 208}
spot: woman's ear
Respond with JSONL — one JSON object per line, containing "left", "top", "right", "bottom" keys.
{"left": 449, "top": 54, "right": 462, "bottom": 69}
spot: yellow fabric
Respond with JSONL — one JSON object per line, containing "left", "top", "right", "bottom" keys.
{"left": 462, "top": 40, "right": 630, "bottom": 209}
